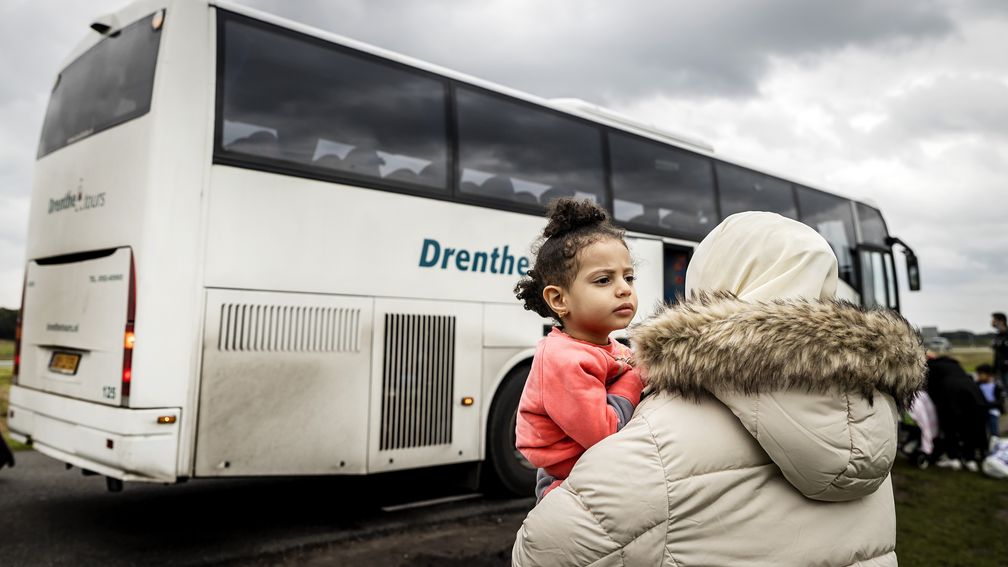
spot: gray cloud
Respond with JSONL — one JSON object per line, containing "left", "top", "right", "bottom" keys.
{"left": 956, "top": 0, "right": 1008, "bottom": 18}
{"left": 0, "top": 1, "right": 124, "bottom": 201}
{"left": 240, "top": 0, "right": 956, "bottom": 103}
{"left": 883, "top": 76, "right": 1008, "bottom": 141}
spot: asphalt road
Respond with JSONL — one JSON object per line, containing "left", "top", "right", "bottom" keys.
{"left": 0, "top": 451, "right": 533, "bottom": 567}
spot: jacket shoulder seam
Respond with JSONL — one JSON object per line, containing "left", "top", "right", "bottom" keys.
{"left": 809, "top": 392, "right": 855, "bottom": 498}
{"left": 570, "top": 483, "right": 620, "bottom": 548}
{"left": 639, "top": 412, "right": 678, "bottom": 566}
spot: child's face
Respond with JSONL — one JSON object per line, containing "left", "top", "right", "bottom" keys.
{"left": 552, "top": 238, "right": 637, "bottom": 345}
{"left": 978, "top": 372, "right": 993, "bottom": 383}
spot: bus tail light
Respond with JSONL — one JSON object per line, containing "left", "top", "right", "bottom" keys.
{"left": 13, "top": 273, "right": 25, "bottom": 382}
{"left": 121, "top": 255, "right": 136, "bottom": 406}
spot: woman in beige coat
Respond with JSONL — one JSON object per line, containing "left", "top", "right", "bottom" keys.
{"left": 512, "top": 211, "right": 925, "bottom": 566}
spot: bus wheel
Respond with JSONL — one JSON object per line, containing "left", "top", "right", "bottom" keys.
{"left": 484, "top": 363, "right": 536, "bottom": 497}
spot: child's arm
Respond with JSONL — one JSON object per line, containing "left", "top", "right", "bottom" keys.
{"left": 606, "top": 394, "right": 634, "bottom": 429}
{"left": 542, "top": 352, "right": 624, "bottom": 450}
{"left": 607, "top": 367, "right": 644, "bottom": 406}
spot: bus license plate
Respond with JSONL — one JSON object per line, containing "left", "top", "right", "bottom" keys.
{"left": 49, "top": 352, "right": 81, "bottom": 375}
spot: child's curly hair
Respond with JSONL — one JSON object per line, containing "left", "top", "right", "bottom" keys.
{"left": 514, "top": 198, "right": 627, "bottom": 323}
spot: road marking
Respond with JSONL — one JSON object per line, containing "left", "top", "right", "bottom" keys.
{"left": 381, "top": 492, "right": 482, "bottom": 513}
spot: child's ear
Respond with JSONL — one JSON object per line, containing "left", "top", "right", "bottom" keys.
{"left": 543, "top": 285, "right": 567, "bottom": 318}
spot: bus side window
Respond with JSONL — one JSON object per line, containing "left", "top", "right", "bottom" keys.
{"left": 539, "top": 186, "right": 576, "bottom": 206}
{"left": 479, "top": 175, "right": 516, "bottom": 201}
{"left": 608, "top": 131, "right": 717, "bottom": 241}
{"left": 884, "top": 253, "right": 898, "bottom": 309}
{"left": 226, "top": 130, "right": 281, "bottom": 160}
{"left": 217, "top": 15, "right": 449, "bottom": 193}
{"left": 856, "top": 203, "right": 890, "bottom": 248}
{"left": 342, "top": 146, "right": 385, "bottom": 178}
{"left": 859, "top": 250, "right": 890, "bottom": 309}
{"left": 796, "top": 185, "right": 857, "bottom": 289}
{"left": 455, "top": 86, "right": 606, "bottom": 208}
{"left": 715, "top": 162, "right": 797, "bottom": 220}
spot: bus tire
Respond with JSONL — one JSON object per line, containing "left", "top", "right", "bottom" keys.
{"left": 484, "top": 363, "right": 536, "bottom": 497}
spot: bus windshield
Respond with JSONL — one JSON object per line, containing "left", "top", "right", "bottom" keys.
{"left": 37, "top": 11, "right": 163, "bottom": 158}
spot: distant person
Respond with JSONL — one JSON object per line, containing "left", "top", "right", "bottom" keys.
{"left": 907, "top": 390, "right": 939, "bottom": 468}
{"left": 975, "top": 363, "right": 1004, "bottom": 439}
{"left": 0, "top": 435, "right": 13, "bottom": 470}
{"left": 513, "top": 198, "right": 644, "bottom": 502}
{"left": 513, "top": 212, "right": 925, "bottom": 566}
{"left": 927, "top": 352, "right": 988, "bottom": 471}
{"left": 993, "top": 312, "right": 1008, "bottom": 390}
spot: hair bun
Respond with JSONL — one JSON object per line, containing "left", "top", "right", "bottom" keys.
{"left": 542, "top": 198, "right": 609, "bottom": 238}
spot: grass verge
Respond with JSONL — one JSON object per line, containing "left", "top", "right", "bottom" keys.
{"left": 0, "top": 366, "right": 30, "bottom": 451}
{"left": 0, "top": 339, "right": 12, "bottom": 360}
{"left": 893, "top": 455, "right": 1008, "bottom": 565}
{"left": 945, "top": 347, "right": 993, "bottom": 373}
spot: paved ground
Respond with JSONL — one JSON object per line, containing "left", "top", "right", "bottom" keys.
{"left": 0, "top": 450, "right": 533, "bottom": 566}
{"left": 229, "top": 507, "right": 527, "bottom": 566}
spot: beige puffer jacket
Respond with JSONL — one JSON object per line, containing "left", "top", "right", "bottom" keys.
{"left": 513, "top": 292, "right": 925, "bottom": 567}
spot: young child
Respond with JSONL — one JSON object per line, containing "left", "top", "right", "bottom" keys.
{"left": 976, "top": 363, "right": 1004, "bottom": 439}
{"left": 513, "top": 198, "right": 644, "bottom": 502}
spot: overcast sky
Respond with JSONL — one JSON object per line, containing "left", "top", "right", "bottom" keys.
{"left": 1, "top": 0, "right": 1006, "bottom": 333}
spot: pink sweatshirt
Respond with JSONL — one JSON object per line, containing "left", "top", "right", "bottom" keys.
{"left": 516, "top": 328, "right": 644, "bottom": 493}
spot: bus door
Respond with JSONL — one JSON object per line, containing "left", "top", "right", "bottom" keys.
{"left": 663, "top": 244, "right": 693, "bottom": 304}
{"left": 624, "top": 238, "right": 663, "bottom": 323}
{"left": 857, "top": 246, "right": 899, "bottom": 311}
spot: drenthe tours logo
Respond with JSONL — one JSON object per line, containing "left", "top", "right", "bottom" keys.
{"left": 48, "top": 190, "right": 106, "bottom": 214}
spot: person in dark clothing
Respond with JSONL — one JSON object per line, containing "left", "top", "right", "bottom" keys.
{"left": 0, "top": 435, "right": 14, "bottom": 470}
{"left": 993, "top": 312, "right": 1008, "bottom": 390}
{"left": 926, "top": 353, "right": 988, "bottom": 470}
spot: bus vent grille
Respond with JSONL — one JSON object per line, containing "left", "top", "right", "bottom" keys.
{"left": 217, "top": 304, "right": 361, "bottom": 352}
{"left": 380, "top": 313, "right": 455, "bottom": 451}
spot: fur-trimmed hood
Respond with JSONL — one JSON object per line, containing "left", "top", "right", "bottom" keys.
{"left": 631, "top": 291, "right": 926, "bottom": 406}
{"left": 630, "top": 291, "right": 926, "bottom": 502}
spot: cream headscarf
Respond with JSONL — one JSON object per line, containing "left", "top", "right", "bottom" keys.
{"left": 685, "top": 211, "right": 839, "bottom": 302}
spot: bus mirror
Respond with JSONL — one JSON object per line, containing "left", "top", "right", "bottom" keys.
{"left": 905, "top": 253, "right": 920, "bottom": 291}
{"left": 886, "top": 235, "right": 920, "bottom": 292}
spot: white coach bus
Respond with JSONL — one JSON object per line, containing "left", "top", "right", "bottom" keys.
{"left": 9, "top": 0, "right": 920, "bottom": 493}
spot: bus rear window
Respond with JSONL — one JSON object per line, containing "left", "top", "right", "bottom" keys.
{"left": 37, "top": 12, "right": 162, "bottom": 158}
